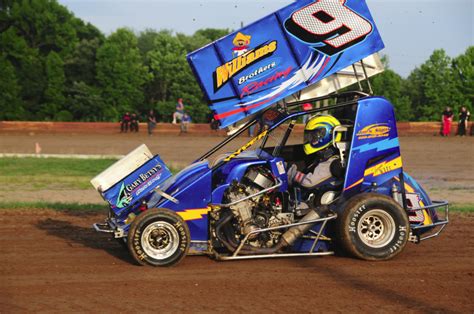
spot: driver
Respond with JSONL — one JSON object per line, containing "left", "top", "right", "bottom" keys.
{"left": 287, "top": 115, "right": 343, "bottom": 190}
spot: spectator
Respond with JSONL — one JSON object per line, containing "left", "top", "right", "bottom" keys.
{"left": 457, "top": 106, "right": 470, "bottom": 136}
{"left": 441, "top": 106, "right": 453, "bottom": 136}
{"left": 130, "top": 113, "right": 139, "bottom": 132}
{"left": 302, "top": 103, "right": 313, "bottom": 124}
{"left": 172, "top": 98, "right": 185, "bottom": 124}
{"left": 180, "top": 112, "right": 191, "bottom": 134}
{"left": 147, "top": 109, "right": 157, "bottom": 136}
{"left": 120, "top": 112, "right": 131, "bottom": 133}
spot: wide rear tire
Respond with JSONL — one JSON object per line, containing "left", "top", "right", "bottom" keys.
{"left": 337, "top": 193, "right": 409, "bottom": 261}
{"left": 127, "top": 208, "right": 190, "bottom": 266}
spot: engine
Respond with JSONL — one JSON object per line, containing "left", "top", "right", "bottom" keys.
{"left": 223, "top": 167, "right": 293, "bottom": 248}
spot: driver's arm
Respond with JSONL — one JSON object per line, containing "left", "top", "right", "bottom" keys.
{"left": 288, "top": 157, "right": 337, "bottom": 189}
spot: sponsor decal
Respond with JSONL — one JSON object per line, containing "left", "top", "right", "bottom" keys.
{"left": 356, "top": 123, "right": 391, "bottom": 139}
{"left": 285, "top": 0, "right": 373, "bottom": 56}
{"left": 364, "top": 156, "right": 402, "bottom": 177}
{"left": 116, "top": 183, "right": 132, "bottom": 209}
{"left": 224, "top": 130, "right": 269, "bottom": 162}
{"left": 213, "top": 40, "right": 278, "bottom": 92}
{"left": 238, "top": 62, "right": 276, "bottom": 85}
{"left": 115, "top": 163, "right": 163, "bottom": 209}
{"left": 240, "top": 66, "right": 293, "bottom": 98}
{"left": 232, "top": 32, "right": 252, "bottom": 57}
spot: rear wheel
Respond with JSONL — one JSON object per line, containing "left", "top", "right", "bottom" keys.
{"left": 127, "top": 208, "right": 190, "bottom": 266}
{"left": 337, "top": 193, "right": 409, "bottom": 261}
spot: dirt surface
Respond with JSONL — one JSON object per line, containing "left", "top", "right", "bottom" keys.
{"left": 0, "top": 208, "right": 472, "bottom": 313}
{"left": 1, "top": 133, "right": 473, "bottom": 204}
{"left": 1, "top": 133, "right": 473, "bottom": 312}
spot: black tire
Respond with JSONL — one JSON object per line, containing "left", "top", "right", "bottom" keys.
{"left": 127, "top": 208, "right": 190, "bottom": 267}
{"left": 337, "top": 193, "right": 409, "bottom": 261}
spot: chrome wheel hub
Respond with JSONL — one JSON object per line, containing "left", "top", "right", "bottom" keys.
{"left": 141, "top": 221, "right": 179, "bottom": 260}
{"left": 357, "top": 209, "right": 395, "bottom": 248}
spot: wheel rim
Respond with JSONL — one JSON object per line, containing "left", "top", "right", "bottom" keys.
{"left": 357, "top": 209, "right": 396, "bottom": 248}
{"left": 141, "top": 221, "right": 179, "bottom": 260}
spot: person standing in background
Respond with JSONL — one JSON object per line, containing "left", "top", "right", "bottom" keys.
{"left": 441, "top": 107, "right": 453, "bottom": 136}
{"left": 147, "top": 109, "right": 157, "bottom": 136}
{"left": 120, "top": 112, "right": 131, "bottom": 133}
{"left": 172, "top": 98, "right": 185, "bottom": 124}
{"left": 457, "top": 106, "right": 470, "bottom": 136}
{"left": 130, "top": 113, "right": 139, "bottom": 132}
{"left": 180, "top": 112, "right": 191, "bottom": 134}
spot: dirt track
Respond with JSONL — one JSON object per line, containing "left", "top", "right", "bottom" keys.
{"left": 0, "top": 209, "right": 473, "bottom": 312}
{"left": 1, "top": 132, "right": 473, "bottom": 312}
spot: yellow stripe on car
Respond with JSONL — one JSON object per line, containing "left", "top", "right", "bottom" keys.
{"left": 177, "top": 208, "right": 211, "bottom": 221}
{"left": 364, "top": 156, "right": 403, "bottom": 178}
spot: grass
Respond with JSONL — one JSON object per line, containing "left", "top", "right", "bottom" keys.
{"left": 449, "top": 204, "right": 474, "bottom": 213}
{"left": 0, "top": 157, "right": 119, "bottom": 190}
{"left": 0, "top": 157, "right": 180, "bottom": 191}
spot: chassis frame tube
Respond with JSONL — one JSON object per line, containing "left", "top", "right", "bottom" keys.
{"left": 232, "top": 214, "right": 337, "bottom": 257}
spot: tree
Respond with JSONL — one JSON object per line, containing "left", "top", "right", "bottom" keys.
{"left": 42, "top": 51, "right": 66, "bottom": 120}
{"left": 8, "top": 0, "right": 78, "bottom": 57}
{"left": 65, "top": 38, "right": 101, "bottom": 86}
{"left": 72, "top": 18, "right": 103, "bottom": 42}
{"left": 137, "top": 29, "right": 172, "bottom": 58}
{"left": 194, "top": 28, "right": 231, "bottom": 42}
{"left": 452, "top": 46, "right": 474, "bottom": 111}
{"left": 0, "top": 28, "right": 45, "bottom": 115}
{"left": 146, "top": 32, "right": 209, "bottom": 122}
{"left": 370, "top": 57, "right": 412, "bottom": 121}
{"left": 66, "top": 81, "right": 106, "bottom": 121}
{"left": 146, "top": 32, "right": 189, "bottom": 102}
{"left": 0, "top": 54, "right": 24, "bottom": 120}
{"left": 176, "top": 28, "right": 231, "bottom": 53}
{"left": 0, "top": 0, "right": 85, "bottom": 120}
{"left": 176, "top": 32, "right": 209, "bottom": 53}
{"left": 96, "top": 28, "right": 151, "bottom": 120}
{"left": 406, "top": 49, "right": 462, "bottom": 121}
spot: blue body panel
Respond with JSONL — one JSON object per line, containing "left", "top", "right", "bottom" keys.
{"left": 103, "top": 156, "right": 172, "bottom": 217}
{"left": 154, "top": 161, "right": 213, "bottom": 241}
{"left": 343, "top": 97, "right": 402, "bottom": 199}
{"left": 188, "top": 0, "right": 384, "bottom": 128}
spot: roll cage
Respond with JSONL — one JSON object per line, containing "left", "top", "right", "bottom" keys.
{"left": 198, "top": 91, "right": 369, "bottom": 164}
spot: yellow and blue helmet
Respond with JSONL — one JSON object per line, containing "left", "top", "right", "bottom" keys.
{"left": 303, "top": 115, "right": 341, "bottom": 155}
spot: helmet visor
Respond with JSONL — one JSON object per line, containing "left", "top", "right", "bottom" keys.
{"left": 304, "top": 127, "right": 327, "bottom": 146}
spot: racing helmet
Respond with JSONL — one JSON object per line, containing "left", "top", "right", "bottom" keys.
{"left": 303, "top": 115, "right": 341, "bottom": 155}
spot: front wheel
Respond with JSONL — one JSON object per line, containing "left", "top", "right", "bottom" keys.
{"left": 337, "top": 193, "right": 410, "bottom": 261}
{"left": 127, "top": 208, "right": 190, "bottom": 266}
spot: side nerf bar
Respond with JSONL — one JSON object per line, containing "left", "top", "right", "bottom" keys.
{"left": 93, "top": 218, "right": 126, "bottom": 238}
{"left": 408, "top": 200, "right": 449, "bottom": 243}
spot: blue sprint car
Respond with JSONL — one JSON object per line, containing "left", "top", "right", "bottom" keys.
{"left": 93, "top": 93, "right": 449, "bottom": 266}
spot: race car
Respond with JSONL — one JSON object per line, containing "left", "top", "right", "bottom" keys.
{"left": 92, "top": 0, "right": 448, "bottom": 266}
{"left": 92, "top": 91, "right": 448, "bottom": 266}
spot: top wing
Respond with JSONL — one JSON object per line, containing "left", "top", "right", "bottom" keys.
{"left": 187, "top": 0, "right": 384, "bottom": 129}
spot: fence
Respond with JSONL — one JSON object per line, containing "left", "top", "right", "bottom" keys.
{"left": 0, "top": 121, "right": 472, "bottom": 136}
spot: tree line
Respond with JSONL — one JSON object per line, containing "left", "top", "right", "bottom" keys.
{"left": 0, "top": 0, "right": 472, "bottom": 123}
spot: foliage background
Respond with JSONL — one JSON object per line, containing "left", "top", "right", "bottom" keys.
{"left": 0, "top": 0, "right": 472, "bottom": 123}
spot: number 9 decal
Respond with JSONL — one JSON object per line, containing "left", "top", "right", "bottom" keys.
{"left": 285, "top": 0, "right": 373, "bottom": 56}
